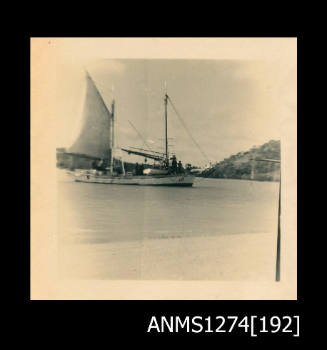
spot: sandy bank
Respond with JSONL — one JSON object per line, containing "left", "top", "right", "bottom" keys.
{"left": 59, "top": 232, "right": 277, "bottom": 281}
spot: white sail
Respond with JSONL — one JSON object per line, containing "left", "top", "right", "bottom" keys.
{"left": 68, "top": 71, "right": 112, "bottom": 159}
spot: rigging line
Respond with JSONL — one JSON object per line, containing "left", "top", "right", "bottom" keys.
{"left": 127, "top": 120, "right": 153, "bottom": 151}
{"left": 167, "top": 96, "right": 210, "bottom": 163}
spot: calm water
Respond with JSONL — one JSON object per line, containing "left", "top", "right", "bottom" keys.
{"left": 57, "top": 175, "right": 279, "bottom": 245}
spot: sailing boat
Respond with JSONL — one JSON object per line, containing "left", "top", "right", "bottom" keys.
{"left": 70, "top": 71, "right": 195, "bottom": 186}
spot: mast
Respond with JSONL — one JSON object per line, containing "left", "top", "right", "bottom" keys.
{"left": 164, "top": 93, "right": 168, "bottom": 162}
{"left": 110, "top": 100, "right": 115, "bottom": 173}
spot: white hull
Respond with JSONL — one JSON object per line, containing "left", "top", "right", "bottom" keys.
{"left": 72, "top": 170, "right": 195, "bottom": 186}
{"left": 142, "top": 168, "right": 169, "bottom": 175}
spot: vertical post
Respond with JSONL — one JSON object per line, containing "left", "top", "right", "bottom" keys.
{"left": 110, "top": 100, "right": 115, "bottom": 174}
{"left": 276, "top": 171, "right": 281, "bottom": 281}
{"left": 164, "top": 93, "right": 168, "bottom": 162}
{"left": 251, "top": 157, "right": 281, "bottom": 282}
{"left": 121, "top": 158, "right": 125, "bottom": 176}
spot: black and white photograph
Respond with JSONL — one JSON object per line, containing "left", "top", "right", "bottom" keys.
{"left": 31, "top": 38, "right": 297, "bottom": 299}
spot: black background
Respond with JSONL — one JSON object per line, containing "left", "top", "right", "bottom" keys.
{"left": 22, "top": 28, "right": 305, "bottom": 344}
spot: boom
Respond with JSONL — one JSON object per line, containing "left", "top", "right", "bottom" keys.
{"left": 121, "top": 148, "right": 164, "bottom": 161}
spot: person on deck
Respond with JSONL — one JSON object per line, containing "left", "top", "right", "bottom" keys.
{"left": 171, "top": 155, "right": 177, "bottom": 174}
{"left": 91, "top": 159, "right": 97, "bottom": 169}
{"left": 164, "top": 158, "right": 169, "bottom": 169}
{"left": 139, "top": 163, "right": 144, "bottom": 175}
{"left": 177, "top": 160, "right": 184, "bottom": 174}
{"left": 97, "top": 159, "right": 104, "bottom": 170}
{"left": 135, "top": 162, "right": 139, "bottom": 176}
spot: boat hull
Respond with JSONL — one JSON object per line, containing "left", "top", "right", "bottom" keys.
{"left": 73, "top": 171, "right": 195, "bottom": 186}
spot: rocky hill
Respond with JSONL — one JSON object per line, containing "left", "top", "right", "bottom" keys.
{"left": 200, "top": 140, "right": 280, "bottom": 182}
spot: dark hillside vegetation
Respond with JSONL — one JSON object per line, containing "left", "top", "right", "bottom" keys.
{"left": 200, "top": 140, "right": 280, "bottom": 182}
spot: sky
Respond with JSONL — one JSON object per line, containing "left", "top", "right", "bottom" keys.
{"left": 56, "top": 59, "right": 282, "bottom": 167}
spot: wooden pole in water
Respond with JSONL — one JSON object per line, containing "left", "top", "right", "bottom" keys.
{"left": 250, "top": 157, "right": 281, "bottom": 281}
{"left": 276, "top": 169, "right": 281, "bottom": 281}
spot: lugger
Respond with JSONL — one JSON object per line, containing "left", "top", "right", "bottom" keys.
{"left": 69, "top": 71, "right": 195, "bottom": 186}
